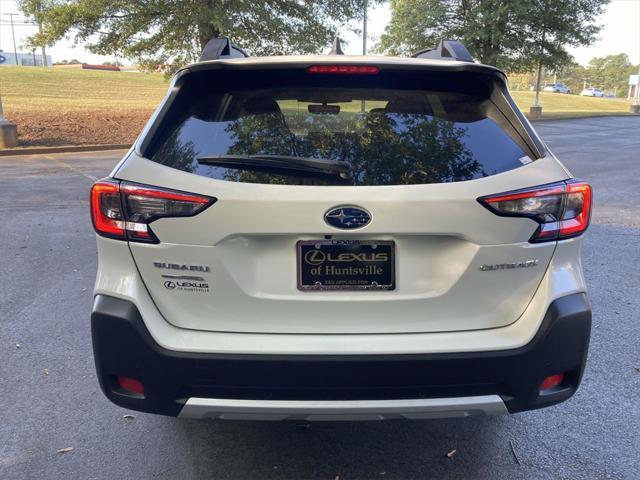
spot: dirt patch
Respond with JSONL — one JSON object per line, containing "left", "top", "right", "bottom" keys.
{"left": 8, "top": 110, "right": 154, "bottom": 147}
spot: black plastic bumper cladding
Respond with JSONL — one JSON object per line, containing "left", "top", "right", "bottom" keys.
{"left": 91, "top": 293, "right": 591, "bottom": 417}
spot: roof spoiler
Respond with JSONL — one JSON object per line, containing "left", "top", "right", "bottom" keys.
{"left": 199, "top": 36, "right": 248, "bottom": 62}
{"left": 412, "top": 40, "right": 475, "bottom": 63}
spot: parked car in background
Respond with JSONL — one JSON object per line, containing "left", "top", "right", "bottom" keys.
{"left": 581, "top": 88, "right": 604, "bottom": 97}
{"left": 543, "top": 83, "right": 571, "bottom": 94}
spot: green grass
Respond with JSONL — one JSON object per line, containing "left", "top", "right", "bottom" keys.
{"left": 0, "top": 65, "right": 634, "bottom": 118}
{"left": 0, "top": 66, "right": 167, "bottom": 112}
{"left": 511, "top": 91, "right": 633, "bottom": 118}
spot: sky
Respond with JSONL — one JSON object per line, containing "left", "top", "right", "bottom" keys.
{"left": 1, "top": 0, "right": 639, "bottom": 66}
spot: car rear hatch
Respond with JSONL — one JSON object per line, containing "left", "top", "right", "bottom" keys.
{"left": 111, "top": 58, "right": 570, "bottom": 335}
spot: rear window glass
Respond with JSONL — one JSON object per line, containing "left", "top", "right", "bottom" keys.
{"left": 148, "top": 69, "right": 532, "bottom": 186}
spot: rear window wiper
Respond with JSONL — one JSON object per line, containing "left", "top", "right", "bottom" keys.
{"left": 197, "top": 154, "right": 352, "bottom": 181}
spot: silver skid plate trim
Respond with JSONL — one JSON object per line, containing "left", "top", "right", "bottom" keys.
{"left": 178, "top": 395, "right": 508, "bottom": 421}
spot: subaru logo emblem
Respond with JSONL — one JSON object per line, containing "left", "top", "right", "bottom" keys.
{"left": 324, "top": 206, "right": 371, "bottom": 229}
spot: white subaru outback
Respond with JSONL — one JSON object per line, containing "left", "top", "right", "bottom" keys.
{"left": 90, "top": 39, "right": 592, "bottom": 421}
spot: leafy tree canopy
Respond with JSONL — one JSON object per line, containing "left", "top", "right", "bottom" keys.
{"left": 586, "top": 53, "right": 638, "bottom": 95}
{"left": 491, "top": 53, "right": 639, "bottom": 98}
{"left": 514, "top": 0, "right": 608, "bottom": 72}
{"left": 19, "top": 0, "right": 371, "bottom": 72}
{"left": 377, "top": 0, "right": 608, "bottom": 72}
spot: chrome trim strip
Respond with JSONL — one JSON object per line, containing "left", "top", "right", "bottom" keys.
{"left": 178, "top": 395, "right": 508, "bottom": 421}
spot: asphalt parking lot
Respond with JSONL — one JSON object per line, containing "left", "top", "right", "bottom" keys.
{"left": 1, "top": 116, "right": 639, "bottom": 479}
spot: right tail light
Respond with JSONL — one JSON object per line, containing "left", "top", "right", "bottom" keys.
{"left": 478, "top": 180, "right": 592, "bottom": 243}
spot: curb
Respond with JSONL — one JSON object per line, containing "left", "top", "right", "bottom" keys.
{"left": 0, "top": 144, "right": 131, "bottom": 157}
{"left": 528, "top": 113, "right": 636, "bottom": 122}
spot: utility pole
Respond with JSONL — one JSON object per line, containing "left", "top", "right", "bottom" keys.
{"left": 531, "top": 60, "right": 543, "bottom": 118}
{"left": 632, "top": 7, "right": 640, "bottom": 113}
{"left": 4, "top": 13, "right": 20, "bottom": 65}
{"left": 635, "top": 62, "right": 640, "bottom": 104}
{"left": 534, "top": 62, "right": 543, "bottom": 107}
{"left": 530, "top": 27, "right": 547, "bottom": 119}
{"left": 360, "top": 0, "right": 368, "bottom": 113}
{"left": 0, "top": 95, "right": 19, "bottom": 147}
{"left": 631, "top": 64, "right": 640, "bottom": 114}
{"left": 1, "top": 14, "right": 23, "bottom": 146}
{"left": 36, "top": 2, "right": 47, "bottom": 67}
{"left": 630, "top": 10, "right": 640, "bottom": 113}
{"left": 362, "top": 0, "right": 368, "bottom": 56}
{"left": 38, "top": 24, "right": 47, "bottom": 67}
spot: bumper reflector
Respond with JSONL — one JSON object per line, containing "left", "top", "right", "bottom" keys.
{"left": 117, "top": 376, "right": 145, "bottom": 395}
{"left": 540, "top": 373, "right": 565, "bottom": 391}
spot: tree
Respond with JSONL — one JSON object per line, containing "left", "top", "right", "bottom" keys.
{"left": 513, "top": 0, "right": 608, "bottom": 109}
{"left": 19, "top": 0, "right": 370, "bottom": 72}
{"left": 53, "top": 58, "right": 81, "bottom": 65}
{"left": 378, "top": 0, "right": 607, "bottom": 75}
{"left": 556, "top": 62, "right": 588, "bottom": 94}
{"left": 377, "top": 0, "right": 524, "bottom": 69}
{"left": 586, "top": 54, "right": 638, "bottom": 96}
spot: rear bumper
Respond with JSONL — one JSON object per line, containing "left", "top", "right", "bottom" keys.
{"left": 91, "top": 293, "right": 591, "bottom": 419}
{"left": 178, "top": 396, "right": 508, "bottom": 421}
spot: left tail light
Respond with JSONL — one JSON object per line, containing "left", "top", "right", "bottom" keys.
{"left": 478, "top": 179, "right": 592, "bottom": 243}
{"left": 90, "top": 179, "right": 216, "bottom": 243}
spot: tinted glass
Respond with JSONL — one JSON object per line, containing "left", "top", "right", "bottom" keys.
{"left": 150, "top": 70, "right": 531, "bottom": 186}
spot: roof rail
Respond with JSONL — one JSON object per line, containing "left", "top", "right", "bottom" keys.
{"left": 328, "top": 37, "right": 345, "bottom": 55}
{"left": 412, "top": 40, "right": 475, "bottom": 63}
{"left": 199, "top": 36, "right": 248, "bottom": 62}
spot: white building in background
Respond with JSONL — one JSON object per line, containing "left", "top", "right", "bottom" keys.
{"left": 629, "top": 75, "right": 639, "bottom": 98}
{"left": 0, "top": 51, "right": 52, "bottom": 67}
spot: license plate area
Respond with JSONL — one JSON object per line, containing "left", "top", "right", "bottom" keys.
{"left": 297, "top": 240, "right": 395, "bottom": 291}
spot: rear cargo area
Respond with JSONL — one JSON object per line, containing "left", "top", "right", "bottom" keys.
{"left": 114, "top": 60, "right": 567, "bottom": 334}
